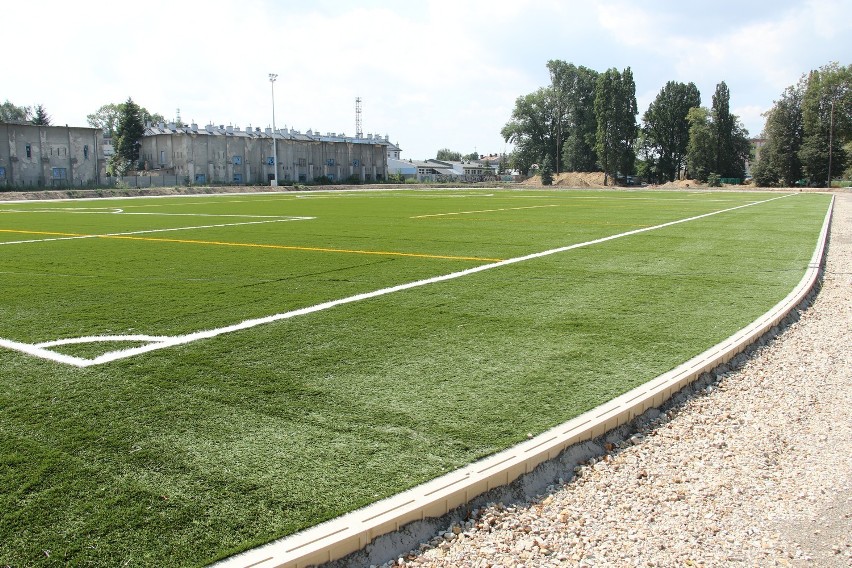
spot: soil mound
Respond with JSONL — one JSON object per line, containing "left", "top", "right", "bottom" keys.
{"left": 521, "top": 172, "right": 607, "bottom": 188}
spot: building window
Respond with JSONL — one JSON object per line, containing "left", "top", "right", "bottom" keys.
{"left": 52, "top": 167, "right": 67, "bottom": 179}
{"left": 233, "top": 155, "right": 242, "bottom": 165}
{"left": 233, "top": 173, "right": 243, "bottom": 183}
{"left": 352, "top": 159, "right": 360, "bottom": 167}
{"left": 297, "top": 158, "right": 306, "bottom": 167}
{"left": 84, "top": 145, "right": 89, "bottom": 160}
{"left": 159, "top": 150, "right": 166, "bottom": 164}
{"left": 266, "top": 157, "right": 275, "bottom": 166}
{"left": 326, "top": 158, "right": 335, "bottom": 166}
{"left": 0, "top": 166, "right": 5, "bottom": 178}
{"left": 25, "top": 144, "right": 31, "bottom": 158}
{"left": 195, "top": 174, "right": 206, "bottom": 183}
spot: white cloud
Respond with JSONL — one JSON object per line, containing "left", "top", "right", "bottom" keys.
{"left": 3, "top": 0, "right": 850, "bottom": 158}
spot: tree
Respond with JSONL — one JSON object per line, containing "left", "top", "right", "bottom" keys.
{"left": 546, "top": 61, "right": 600, "bottom": 173}
{"left": 88, "top": 102, "right": 165, "bottom": 137}
{"left": 557, "top": 64, "right": 600, "bottom": 172}
{"left": 0, "top": 100, "right": 31, "bottom": 122}
{"left": 753, "top": 79, "right": 806, "bottom": 187}
{"left": 436, "top": 148, "right": 461, "bottom": 161}
{"left": 540, "top": 154, "right": 554, "bottom": 185}
{"left": 686, "top": 107, "right": 715, "bottom": 181}
{"left": 594, "top": 67, "right": 637, "bottom": 185}
{"left": 711, "top": 82, "right": 739, "bottom": 177}
{"left": 463, "top": 151, "right": 480, "bottom": 161}
{"left": 502, "top": 88, "right": 554, "bottom": 176}
{"left": 31, "top": 104, "right": 51, "bottom": 126}
{"left": 110, "top": 98, "right": 145, "bottom": 175}
{"left": 642, "top": 81, "right": 701, "bottom": 182}
{"left": 798, "top": 62, "right": 851, "bottom": 186}
{"left": 686, "top": 100, "right": 751, "bottom": 183}
{"left": 497, "top": 153, "right": 508, "bottom": 175}
{"left": 503, "top": 61, "right": 601, "bottom": 177}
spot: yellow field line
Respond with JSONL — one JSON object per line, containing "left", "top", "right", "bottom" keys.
{"left": 0, "top": 228, "right": 500, "bottom": 262}
{"left": 0, "top": 229, "right": 83, "bottom": 237}
{"left": 102, "top": 235, "right": 502, "bottom": 262}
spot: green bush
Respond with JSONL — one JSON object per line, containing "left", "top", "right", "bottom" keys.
{"left": 707, "top": 173, "right": 722, "bottom": 187}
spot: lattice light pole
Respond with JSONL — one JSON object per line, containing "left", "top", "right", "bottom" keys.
{"left": 355, "top": 97, "right": 363, "bottom": 139}
{"left": 269, "top": 73, "right": 279, "bottom": 186}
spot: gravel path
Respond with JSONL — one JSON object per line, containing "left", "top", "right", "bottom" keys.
{"left": 381, "top": 192, "right": 852, "bottom": 568}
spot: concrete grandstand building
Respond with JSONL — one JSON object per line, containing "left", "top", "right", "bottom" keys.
{"left": 139, "top": 123, "right": 392, "bottom": 184}
{"left": 0, "top": 122, "right": 105, "bottom": 188}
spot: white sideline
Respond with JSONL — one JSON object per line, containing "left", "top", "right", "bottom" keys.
{"left": 212, "top": 195, "right": 834, "bottom": 568}
{"left": 0, "top": 194, "right": 794, "bottom": 367}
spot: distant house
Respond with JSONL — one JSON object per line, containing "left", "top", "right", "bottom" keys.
{"left": 0, "top": 122, "right": 105, "bottom": 188}
{"left": 411, "top": 159, "right": 455, "bottom": 181}
{"left": 423, "top": 159, "right": 496, "bottom": 181}
{"left": 387, "top": 157, "right": 417, "bottom": 179}
{"left": 385, "top": 140, "right": 402, "bottom": 160}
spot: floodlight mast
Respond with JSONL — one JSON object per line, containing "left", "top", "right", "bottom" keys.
{"left": 269, "top": 73, "right": 279, "bottom": 187}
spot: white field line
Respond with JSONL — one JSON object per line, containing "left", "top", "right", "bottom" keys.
{"left": 0, "top": 194, "right": 794, "bottom": 367}
{"left": 0, "top": 207, "right": 303, "bottom": 218}
{"left": 411, "top": 205, "right": 559, "bottom": 218}
{"left": 0, "top": 217, "right": 315, "bottom": 246}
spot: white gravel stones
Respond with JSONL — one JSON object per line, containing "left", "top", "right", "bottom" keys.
{"left": 382, "top": 193, "right": 852, "bottom": 568}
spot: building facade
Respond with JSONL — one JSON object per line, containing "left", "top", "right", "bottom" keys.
{"left": 0, "top": 122, "right": 104, "bottom": 188}
{"left": 139, "top": 123, "right": 390, "bottom": 184}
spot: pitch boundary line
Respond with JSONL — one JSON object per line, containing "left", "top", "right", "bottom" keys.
{"left": 0, "top": 194, "right": 795, "bottom": 367}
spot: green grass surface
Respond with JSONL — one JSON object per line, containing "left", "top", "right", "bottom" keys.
{"left": 0, "top": 188, "right": 831, "bottom": 566}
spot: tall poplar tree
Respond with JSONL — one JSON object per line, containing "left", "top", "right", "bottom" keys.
{"left": 686, "top": 85, "right": 751, "bottom": 182}
{"left": 594, "top": 67, "right": 637, "bottom": 185}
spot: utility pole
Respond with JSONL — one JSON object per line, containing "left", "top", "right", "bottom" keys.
{"left": 269, "top": 73, "right": 279, "bottom": 187}
{"left": 827, "top": 97, "right": 835, "bottom": 189}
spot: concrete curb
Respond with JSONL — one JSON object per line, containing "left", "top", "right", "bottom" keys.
{"left": 213, "top": 195, "right": 835, "bottom": 568}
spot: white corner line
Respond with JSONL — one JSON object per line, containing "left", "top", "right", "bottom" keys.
{"left": 211, "top": 194, "right": 834, "bottom": 568}
{"left": 0, "top": 194, "right": 796, "bottom": 367}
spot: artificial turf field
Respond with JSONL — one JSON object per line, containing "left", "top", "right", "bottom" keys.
{"left": 0, "top": 188, "right": 832, "bottom": 565}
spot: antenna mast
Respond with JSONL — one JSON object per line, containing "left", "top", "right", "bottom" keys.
{"left": 355, "top": 97, "right": 363, "bottom": 139}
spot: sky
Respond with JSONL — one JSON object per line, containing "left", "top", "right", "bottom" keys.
{"left": 4, "top": 0, "right": 850, "bottom": 160}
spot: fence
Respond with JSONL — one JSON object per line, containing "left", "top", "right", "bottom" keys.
{"left": 0, "top": 175, "right": 190, "bottom": 191}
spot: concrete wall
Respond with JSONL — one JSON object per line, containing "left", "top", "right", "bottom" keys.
{"left": 139, "top": 128, "right": 389, "bottom": 184}
{"left": 0, "top": 123, "right": 104, "bottom": 187}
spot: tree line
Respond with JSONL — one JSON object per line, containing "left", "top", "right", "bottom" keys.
{"left": 1, "top": 101, "right": 52, "bottom": 126}
{"left": 754, "top": 62, "right": 851, "bottom": 187}
{"left": 502, "top": 60, "right": 752, "bottom": 185}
